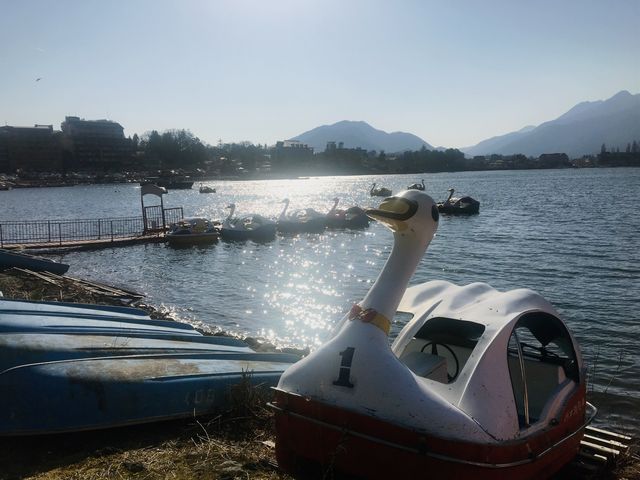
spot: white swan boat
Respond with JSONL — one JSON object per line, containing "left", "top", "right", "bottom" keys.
{"left": 325, "top": 198, "right": 369, "bottom": 229}
{"left": 277, "top": 199, "right": 327, "bottom": 234}
{"left": 220, "top": 204, "right": 276, "bottom": 242}
{"left": 271, "top": 189, "right": 595, "bottom": 480}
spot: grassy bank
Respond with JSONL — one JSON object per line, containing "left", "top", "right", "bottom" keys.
{"left": 0, "top": 270, "right": 636, "bottom": 480}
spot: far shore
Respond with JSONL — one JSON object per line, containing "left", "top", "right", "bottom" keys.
{"left": 3, "top": 164, "right": 639, "bottom": 191}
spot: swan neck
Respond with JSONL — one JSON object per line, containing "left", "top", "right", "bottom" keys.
{"left": 279, "top": 201, "right": 289, "bottom": 220}
{"left": 359, "top": 236, "right": 426, "bottom": 322}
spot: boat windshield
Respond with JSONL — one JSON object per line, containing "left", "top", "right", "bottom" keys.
{"left": 398, "top": 317, "right": 485, "bottom": 384}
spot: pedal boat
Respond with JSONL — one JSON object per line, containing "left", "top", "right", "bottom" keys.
{"left": 437, "top": 187, "right": 480, "bottom": 215}
{"left": 271, "top": 189, "right": 595, "bottom": 480}
{"left": 220, "top": 204, "right": 277, "bottom": 242}
{"left": 166, "top": 217, "right": 219, "bottom": 245}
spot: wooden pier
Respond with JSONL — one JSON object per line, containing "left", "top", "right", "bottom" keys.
{"left": 3, "top": 233, "right": 167, "bottom": 251}
{"left": 0, "top": 206, "right": 182, "bottom": 250}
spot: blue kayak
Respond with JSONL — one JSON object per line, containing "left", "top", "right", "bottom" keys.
{"left": 0, "top": 298, "right": 299, "bottom": 436}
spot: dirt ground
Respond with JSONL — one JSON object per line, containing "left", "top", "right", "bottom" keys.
{"left": 0, "top": 270, "right": 637, "bottom": 480}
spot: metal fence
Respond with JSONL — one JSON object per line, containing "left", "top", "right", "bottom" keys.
{"left": 0, "top": 207, "right": 184, "bottom": 247}
{"left": 143, "top": 206, "right": 183, "bottom": 233}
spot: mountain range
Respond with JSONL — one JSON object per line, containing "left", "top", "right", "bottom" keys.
{"left": 291, "top": 120, "right": 433, "bottom": 153}
{"left": 289, "top": 91, "right": 639, "bottom": 157}
{"left": 462, "top": 90, "right": 640, "bottom": 157}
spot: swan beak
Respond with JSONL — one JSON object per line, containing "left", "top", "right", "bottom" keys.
{"left": 366, "top": 197, "right": 418, "bottom": 232}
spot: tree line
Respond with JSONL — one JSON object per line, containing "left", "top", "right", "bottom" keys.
{"left": 135, "top": 131, "right": 639, "bottom": 177}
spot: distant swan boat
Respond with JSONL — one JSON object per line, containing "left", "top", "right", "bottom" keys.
{"left": 370, "top": 182, "right": 392, "bottom": 197}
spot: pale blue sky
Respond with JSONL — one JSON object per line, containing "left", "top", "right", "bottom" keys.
{"left": 1, "top": 0, "right": 638, "bottom": 148}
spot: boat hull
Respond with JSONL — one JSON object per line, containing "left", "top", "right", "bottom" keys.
{"left": 157, "top": 180, "right": 194, "bottom": 189}
{"left": 0, "top": 249, "right": 69, "bottom": 275}
{"left": 166, "top": 232, "right": 219, "bottom": 245}
{"left": 277, "top": 218, "right": 326, "bottom": 234}
{"left": 326, "top": 209, "right": 369, "bottom": 229}
{"left": 272, "top": 389, "right": 591, "bottom": 480}
{"left": 0, "top": 298, "right": 299, "bottom": 436}
{"left": 1, "top": 354, "right": 294, "bottom": 436}
{"left": 437, "top": 204, "right": 480, "bottom": 215}
{"left": 221, "top": 225, "right": 276, "bottom": 242}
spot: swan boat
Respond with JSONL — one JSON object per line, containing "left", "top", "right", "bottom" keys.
{"left": 199, "top": 183, "right": 216, "bottom": 193}
{"left": 407, "top": 179, "right": 425, "bottom": 190}
{"left": 277, "top": 199, "right": 327, "bottom": 234}
{"left": 0, "top": 298, "right": 299, "bottom": 435}
{"left": 437, "top": 188, "right": 480, "bottom": 215}
{"left": 220, "top": 204, "right": 277, "bottom": 241}
{"left": 271, "top": 190, "right": 594, "bottom": 480}
{"left": 326, "top": 198, "right": 369, "bottom": 229}
{"left": 370, "top": 182, "right": 392, "bottom": 197}
{"left": 166, "top": 217, "right": 220, "bottom": 245}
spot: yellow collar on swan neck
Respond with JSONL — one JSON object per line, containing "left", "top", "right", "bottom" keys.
{"left": 348, "top": 304, "right": 391, "bottom": 336}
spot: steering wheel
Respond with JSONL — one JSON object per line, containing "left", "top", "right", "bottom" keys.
{"left": 420, "top": 342, "right": 460, "bottom": 382}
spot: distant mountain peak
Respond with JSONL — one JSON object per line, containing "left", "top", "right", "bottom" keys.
{"left": 611, "top": 90, "right": 632, "bottom": 99}
{"left": 462, "top": 90, "right": 640, "bottom": 157}
{"left": 291, "top": 120, "right": 433, "bottom": 153}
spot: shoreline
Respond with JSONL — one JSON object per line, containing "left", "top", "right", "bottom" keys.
{"left": 0, "top": 270, "right": 636, "bottom": 479}
{"left": 2, "top": 165, "right": 639, "bottom": 191}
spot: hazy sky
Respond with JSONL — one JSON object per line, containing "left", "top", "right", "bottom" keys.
{"left": 1, "top": 0, "right": 638, "bottom": 148}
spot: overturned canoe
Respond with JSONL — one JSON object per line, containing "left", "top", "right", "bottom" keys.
{"left": 0, "top": 298, "right": 299, "bottom": 436}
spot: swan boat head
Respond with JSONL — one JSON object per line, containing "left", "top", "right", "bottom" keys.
{"left": 279, "top": 198, "right": 290, "bottom": 221}
{"left": 223, "top": 204, "right": 236, "bottom": 227}
{"left": 328, "top": 197, "right": 340, "bottom": 215}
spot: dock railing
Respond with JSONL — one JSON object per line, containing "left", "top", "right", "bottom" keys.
{"left": 0, "top": 207, "right": 183, "bottom": 248}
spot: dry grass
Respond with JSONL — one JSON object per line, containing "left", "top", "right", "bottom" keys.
{"left": 0, "top": 377, "right": 291, "bottom": 480}
{"left": 610, "top": 445, "right": 640, "bottom": 480}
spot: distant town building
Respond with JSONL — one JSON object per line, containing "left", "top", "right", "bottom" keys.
{"left": 320, "top": 140, "right": 370, "bottom": 173}
{"left": 0, "top": 125, "right": 62, "bottom": 172}
{"left": 271, "top": 140, "right": 314, "bottom": 171}
{"left": 61, "top": 116, "right": 133, "bottom": 169}
{"left": 538, "top": 153, "right": 570, "bottom": 168}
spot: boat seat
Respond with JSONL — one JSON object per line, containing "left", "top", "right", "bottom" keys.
{"left": 509, "top": 358, "right": 571, "bottom": 425}
{"left": 401, "top": 351, "right": 448, "bottom": 383}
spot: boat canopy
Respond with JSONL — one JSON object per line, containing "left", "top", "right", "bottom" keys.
{"left": 393, "top": 281, "right": 584, "bottom": 440}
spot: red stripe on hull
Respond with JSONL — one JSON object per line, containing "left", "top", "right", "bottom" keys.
{"left": 273, "top": 388, "right": 587, "bottom": 480}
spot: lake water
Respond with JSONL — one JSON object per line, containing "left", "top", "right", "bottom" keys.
{"left": 1, "top": 168, "right": 639, "bottom": 437}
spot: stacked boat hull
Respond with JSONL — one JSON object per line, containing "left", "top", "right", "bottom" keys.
{"left": 0, "top": 299, "right": 298, "bottom": 436}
